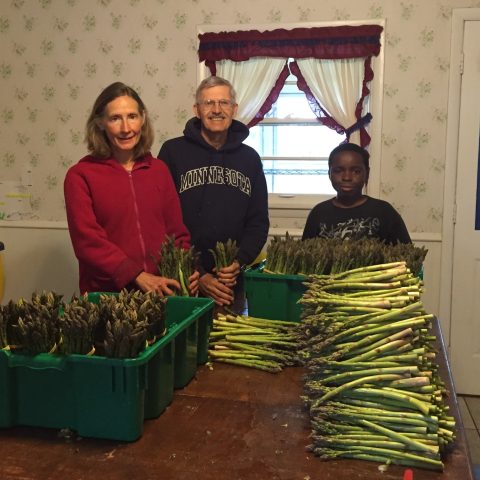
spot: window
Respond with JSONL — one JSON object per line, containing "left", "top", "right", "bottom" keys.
{"left": 197, "top": 21, "right": 385, "bottom": 207}
{"left": 243, "top": 74, "right": 345, "bottom": 195}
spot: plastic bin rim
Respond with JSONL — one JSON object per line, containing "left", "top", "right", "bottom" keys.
{"left": 243, "top": 270, "right": 307, "bottom": 281}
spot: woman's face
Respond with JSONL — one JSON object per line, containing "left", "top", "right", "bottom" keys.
{"left": 100, "top": 95, "right": 144, "bottom": 157}
{"left": 329, "top": 150, "right": 369, "bottom": 201}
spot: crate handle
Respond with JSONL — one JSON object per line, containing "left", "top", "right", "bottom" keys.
{"left": 9, "top": 354, "right": 67, "bottom": 371}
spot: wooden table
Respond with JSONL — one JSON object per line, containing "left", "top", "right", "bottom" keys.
{"left": 0, "top": 354, "right": 474, "bottom": 480}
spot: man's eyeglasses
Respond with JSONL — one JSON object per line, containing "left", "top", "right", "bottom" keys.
{"left": 198, "top": 99, "right": 235, "bottom": 110}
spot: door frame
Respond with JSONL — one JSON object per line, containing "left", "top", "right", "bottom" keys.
{"left": 440, "top": 8, "right": 480, "bottom": 346}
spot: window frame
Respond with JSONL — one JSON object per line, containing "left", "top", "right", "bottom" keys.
{"left": 197, "top": 19, "right": 385, "bottom": 210}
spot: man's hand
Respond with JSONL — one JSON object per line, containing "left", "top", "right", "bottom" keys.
{"left": 188, "top": 270, "right": 200, "bottom": 296}
{"left": 216, "top": 260, "right": 241, "bottom": 288}
{"left": 199, "top": 272, "right": 234, "bottom": 305}
{"left": 135, "top": 271, "right": 181, "bottom": 296}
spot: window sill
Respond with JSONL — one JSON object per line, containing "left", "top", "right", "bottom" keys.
{"left": 269, "top": 227, "right": 303, "bottom": 238}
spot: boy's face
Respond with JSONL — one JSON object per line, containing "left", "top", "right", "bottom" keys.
{"left": 328, "top": 150, "right": 369, "bottom": 201}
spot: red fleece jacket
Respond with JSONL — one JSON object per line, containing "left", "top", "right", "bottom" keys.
{"left": 64, "top": 154, "right": 190, "bottom": 293}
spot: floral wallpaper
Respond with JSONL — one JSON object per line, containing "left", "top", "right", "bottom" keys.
{"left": 0, "top": 0, "right": 479, "bottom": 232}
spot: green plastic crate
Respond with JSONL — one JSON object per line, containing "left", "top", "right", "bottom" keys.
{"left": 165, "top": 296, "right": 214, "bottom": 388}
{"left": 0, "top": 295, "right": 213, "bottom": 441}
{"left": 244, "top": 269, "right": 307, "bottom": 322}
{"left": 85, "top": 293, "right": 213, "bottom": 388}
{"left": 0, "top": 349, "right": 13, "bottom": 428}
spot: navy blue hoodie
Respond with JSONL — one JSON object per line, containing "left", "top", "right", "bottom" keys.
{"left": 158, "top": 117, "right": 269, "bottom": 274}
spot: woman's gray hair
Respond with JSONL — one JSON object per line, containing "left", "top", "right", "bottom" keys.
{"left": 195, "top": 76, "right": 237, "bottom": 104}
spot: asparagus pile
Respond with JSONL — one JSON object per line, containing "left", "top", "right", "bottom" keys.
{"left": 208, "top": 313, "right": 300, "bottom": 373}
{"left": 156, "top": 236, "right": 197, "bottom": 296}
{"left": 0, "top": 290, "right": 166, "bottom": 358}
{"left": 209, "top": 239, "right": 239, "bottom": 271}
{"left": 0, "top": 290, "right": 167, "bottom": 359}
{"left": 298, "top": 262, "right": 455, "bottom": 471}
{"left": 265, "top": 235, "right": 427, "bottom": 277}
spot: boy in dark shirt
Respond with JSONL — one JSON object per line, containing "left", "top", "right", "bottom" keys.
{"left": 302, "top": 143, "right": 411, "bottom": 244}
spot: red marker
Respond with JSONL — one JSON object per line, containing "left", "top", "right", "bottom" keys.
{"left": 403, "top": 469, "right": 413, "bottom": 480}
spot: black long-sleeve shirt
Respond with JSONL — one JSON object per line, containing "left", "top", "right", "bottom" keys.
{"left": 302, "top": 196, "right": 411, "bottom": 244}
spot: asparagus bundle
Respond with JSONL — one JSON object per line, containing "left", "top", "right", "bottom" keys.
{"left": 58, "top": 295, "right": 99, "bottom": 355}
{"left": 209, "top": 239, "right": 239, "bottom": 271}
{"left": 96, "top": 290, "right": 167, "bottom": 358}
{"left": 208, "top": 313, "right": 300, "bottom": 373}
{"left": 4, "top": 291, "right": 63, "bottom": 354}
{"left": 266, "top": 233, "right": 316, "bottom": 274}
{"left": 265, "top": 236, "right": 427, "bottom": 277}
{"left": 116, "top": 289, "right": 167, "bottom": 342}
{"left": 103, "top": 308, "right": 149, "bottom": 359}
{"left": 298, "top": 262, "right": 455, "bottom": 471}
{"left": 156, "top": 236, "right": 197, "bottom": 296}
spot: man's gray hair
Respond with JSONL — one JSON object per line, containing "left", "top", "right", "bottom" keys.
{"left": 195, "top": 76, "right": 237, "bottom": 104}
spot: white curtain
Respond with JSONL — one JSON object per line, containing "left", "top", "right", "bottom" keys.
{"left": 296, "top": 57, "right": 366, "bottom": 145}
{"left": 215, "top": 58, "right": 287, "bottom": 125}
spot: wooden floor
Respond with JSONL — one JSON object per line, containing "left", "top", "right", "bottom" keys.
{"left": 458, "top": 395, "right": 480, "bottom": 478}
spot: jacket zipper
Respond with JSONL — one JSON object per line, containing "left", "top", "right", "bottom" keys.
{"left": 128, "top": 171, "right": 148, "bottom": 271}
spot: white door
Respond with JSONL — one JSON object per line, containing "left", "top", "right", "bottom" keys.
{"left": 449, "top": 20, "right": 480, "bottom": 395}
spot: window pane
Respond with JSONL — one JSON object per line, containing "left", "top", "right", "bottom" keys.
{"left": 266, "top": 88, "right": 316, "bottom": 119}
{"left": 245, "top": 124, "right": 345, "bottom": 157}
{"left": 262, "top": 159, "right": 336, "bottom": 195}
{"left": 243, "top": 76, "right": 346, "bottom": 196}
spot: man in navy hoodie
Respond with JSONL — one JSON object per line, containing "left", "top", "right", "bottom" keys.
{"left": 158, "top": 76, "right": 269, "bottom": 306}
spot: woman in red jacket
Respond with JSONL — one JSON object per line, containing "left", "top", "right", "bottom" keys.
{"left": 64, "top": 82, "right": 199, "bottom": 295}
